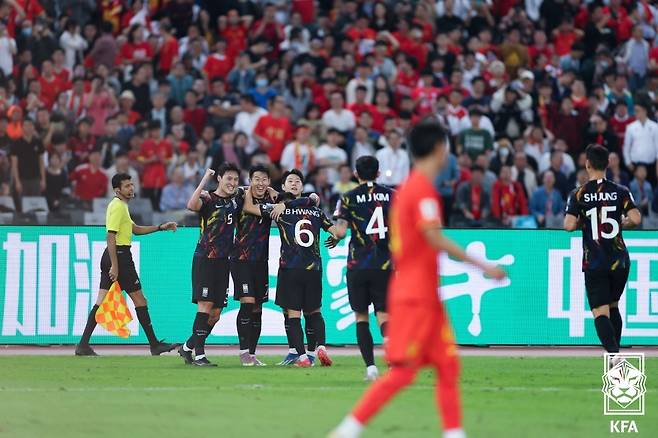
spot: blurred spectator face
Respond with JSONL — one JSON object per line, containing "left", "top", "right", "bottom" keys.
{"left": 196, "top": 141, "right": 208, "bottom": 157}
{"left": 41, "top": 60, "right": 53, "bottom": 76}
{"left": 36, "top": 109, "right": 49, "bottom": 126}
{"left": 89, "top": 150, "right": 102, "bottom": 167}
{"left": 499, "top": 166, "right": 512, "bottom": 183}
{"left": 449, "top": 90, "right": 462, "bottom": 106}
{"left": 171, "top": 168, "right": 185, "bottom": 185}
{"left": 152, "top": 92, "right": 166, "bottom": 109}
{"left": 271, "top": 96, "right": 286, "bottom": 115}
{"left": 296, "top": 126, "right": 310, "bottom": 142}
{"left": 170, "top": 107, "right": 184, "bottom": 123}
{"left": 106, "top": 118, "right": 119, "bottom": 136}
{"left": 469, "top": 113, "right": 481, "bottom": 128}
{"left": 614, "top": 76, "right": 627, "bottom": 92}
{"left": 609, "top": 152, "right": 621, "bottom": 169}
{"left": 635, "top": 105, "right": 647, "bottom": 120}
{"left": 550, "top": 151, "right": 563, "bottom": 169}
{"left": 553, "top": 139, "right": 568, "bottom": 152}
{"left": 534, "top": 30, "right": 547, "bottom": 46}
{"left": 220, "top": 130, "right": 233, "bottom": 144}
{"left": 459, "top": 154, "right": 473, "bottom": 168}
{"left": 283, "top": 173, "right": 303, "bottom": 196}
{"left": 338, "top": 165, "right": 352, "bottom": 183}
{"left": 577, "top": 152, "right": 587, "bottom": 168}
{"left": 560, "top": 97, "right": 573, "bottom": 113}
{"left": 354, "top": 126, "right": 368, "bottom": 142}
{"left": 227, "top": 9, "right": 240, "bottom": 25}
{"left": 472, "top": 168, "right": 483, "bottom": 185}
{"left": 186, "top": 149, "right": 198, "bottom": 165}
{"left": 355, "top": 88, "right": 367, "bottom": 103}
{"left": 387, "top": 130, "right": 402, "bottom": 148}
{"left": 615, "top": 102, "right": 628, "bottom": 117}
{"left": 211, "top": 80, "right": 226, "bottom": 96}
{"left": 330, "top": 93, "right": 344, "bottom": 110}
{"left": 375, "top": 91, "right": 388, "bottom": 107}
{"left": 193, "top": 79, "right": 206, "bottom": 96}
{"left": 235, "top": 133, "right": 249, "bottom": 149}
{"left": 202, "top": 126, "right": 216, "bottom": 142}
{"left": 514, "top": 153, "right": 527, "bottom": 170}
{"left": 472, "top": 79, "right": 485, "bottom": 95}
{"left": 327, "top": 130, "right": 341, "bottom": 146}
{"left": 543, "top": 171, "right": 555, "bottom": 190}
{"left": 78, "top": 120, "right": 90, "bottom": 136}
{"left": 184, "top": 91, "right": 197, "bottom": 107}
{"left": 172, "top": 63, "right": 186, "bottom": 78}
{"left": 635, "top": 165, "right": 647, "bottom": 181}
{"left": 48, "top": 153, "right": 61, "bottom": 169}
{"left": 255, "top": 74, "right": 268, "bottom": 89}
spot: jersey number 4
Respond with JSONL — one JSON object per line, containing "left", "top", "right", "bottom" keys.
{"left": 585, "top": 206, "right": 619, "bottom": 240}
{"left": 365, "top": 206, "right": 388, "bottom": 239}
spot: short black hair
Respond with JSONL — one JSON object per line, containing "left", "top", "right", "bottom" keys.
{"left": 277, "top": 191, "right": 296, "bottom": 202}
{"left": 407, "top": 122, "right": 447, "bottom": 158}
{"left": 355, "top": 156, "right": 379, "bottom": 181}
{"left": 585, "top": 144, "right": 609, "bottom": 171}
{"left": 112, "top": 173, "right": 132, "bottom": 189}
{"left": 282, "top": 168, "right": 304, "bottom": 184}
{"left": 217, "top": 162, "right": 240, "bottom": 177}
{"left": 249, "top": 164, "right": 270, "bottom": 179}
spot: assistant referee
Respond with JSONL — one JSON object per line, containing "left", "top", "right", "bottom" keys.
{"left": 75, "top": 173, "right": 179, "bottom": 356}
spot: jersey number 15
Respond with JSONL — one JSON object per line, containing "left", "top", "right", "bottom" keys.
{"left": 585, "top": 206, "right": 619, "bottom": 240}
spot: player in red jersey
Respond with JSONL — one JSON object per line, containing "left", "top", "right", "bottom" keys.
{"left": 329, "top": 122, "right": 507, "bottom": 438}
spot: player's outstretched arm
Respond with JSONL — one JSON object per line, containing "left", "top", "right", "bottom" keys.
{"left": 424, "top": 227, "right": 507, "bottom": 280}
{"left": 563, "top": 213, "right": 579, "bottom": 231}
{"left": 622, "top": 208, "right": 642, "bottom": 228}
{"left": 187, "top": 168, "right": 215, "bottom": 212}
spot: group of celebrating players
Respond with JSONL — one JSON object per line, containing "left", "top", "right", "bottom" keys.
{"left": 74, "top": 119, "right": 641, "bottom": 438}
{"left": 177, "top": 153, "right": 394, "bottom": 374}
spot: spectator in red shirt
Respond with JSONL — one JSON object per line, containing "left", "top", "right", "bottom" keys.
{"left": 609, "top": 100, "right": 636, "bottom": 147}
{"left": 219, "top": 9, "right": 252, "bottom": 60}
{"left": 371, "top": 90, "right": 397, "bottom": 134}
{"left": 492, "top": 165, "right": 529, "bottom": 226}
{"left": 51, "top": 49, "right": 71, "bottom": 85}
{"left": 158, "top": 23, "right": 179, "bottom": 74}
{"left": 528, "top": 30, "right": 554, "bottom": 68}
{"left": 253, "top": 95, "right": 292, "bottom": 164}
{"left": 38, "top": 60, "right": 65, "bottom": 109}
{"left": 183, "top": 90, "right": 207, "bottom": 137}
{"left": 411, "top": 71, "right": 442, "bottom": 116}
{"left": 120, "top": 24, "right": 153, "bottom": 66}
{"left": 139, "top": 120, "right": 173, "bottom": 211}
{"left": 118, "top": 90, "right": 141, "bottom": 126}
{"left": 69, "top": 118, "right": 96, "bottom": 167}
{"left": 251, "top": 3, "right": 284, "bottom": 60}
{"left": 70, "top": 148, "right": 108, "bottom": 201}
{"left": 203, "top": 39, "right": 232, "bottom": 81}
{"left": 552, "top": 17, "right": 584, "bottom": 57}
{"left": 347, "top": 85, "right": 375, "bottom": 119}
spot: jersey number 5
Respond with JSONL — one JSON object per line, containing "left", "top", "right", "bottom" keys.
{"left": 365, "top": 206, "right": 388, "bottom": 239}
{"left": 585, "top": 206, "right": 619, "bottom": 240}
{"left": 294, "top": 219, "right": 314, "bottom": 247}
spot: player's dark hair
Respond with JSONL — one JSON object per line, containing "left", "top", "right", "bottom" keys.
{"left": 277, "top": 191, "right": 296, "bottom": 202}
{"left": 112, "top": 173, "right": 132, "bottom": 189}
{"left": 249, "top": 164, "right": 270, "bottom": 179}
{"left": 282, "top": 168, "right": 305, "bottom": 184}
{"left": 407, "top": 122, "right": 447, "bottom": 158}
{"left": 217, "top": 162, "right": 240, "bottom": 177}
{"left": 585, "top": 144, "right": 609, "bottom": 171}
{"left": 355, "top": 156, "right": 379, "bottom": 181}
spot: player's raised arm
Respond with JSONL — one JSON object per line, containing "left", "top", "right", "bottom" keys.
{"left": 187, "top": 168, "right": 216, "bottom": 211}
{"left": 243, "top": 186, "right": 264, "bottom": 217}
{"left": 622, "top": 209, "right": 642, "bottom": 228}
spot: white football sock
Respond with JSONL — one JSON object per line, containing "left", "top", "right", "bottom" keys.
{"left": 444, "top": 428, "right": 466, "bottom": 438}
{"left": 334, "top": 415, "right": 363, "bottom": 438}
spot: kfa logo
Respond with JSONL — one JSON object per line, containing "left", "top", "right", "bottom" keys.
{"left": 602, "top": 353, "right": 646, "bottom": 416}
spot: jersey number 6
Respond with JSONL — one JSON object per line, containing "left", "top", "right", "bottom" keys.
{"left": 294, "top": 219, "right": 314, "bottom": 247}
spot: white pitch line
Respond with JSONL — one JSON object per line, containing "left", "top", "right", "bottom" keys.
{"left": 0, "top": 385, "right": 601, "bottom": 393}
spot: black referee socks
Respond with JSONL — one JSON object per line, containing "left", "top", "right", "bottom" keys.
{"left": 610, "top": 307, "right": 623, "bottom": 345}
{"left": 79, "top": 304, "right": 99, "bottom": 346}
{"left": 356, "top": 321, "right": 375, "bottom": 367}
{"left": 594, "top": 315, "right": 620, "bottom": 353}
{"left": 135, "top": 306, "right": 159, "bottom": 347}
{"left": 237, "top": 302, "right": 254, "bottom": 351}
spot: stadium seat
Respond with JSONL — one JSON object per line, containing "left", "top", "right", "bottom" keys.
{"left": 93, "top": 198, "right": 111, "bottom": 213}
{"left": 84, "top": 212, "right": 106, "bottom": 226}
{"left": 0, "top": 196, "right": 15, "bottom": 212}
{"left": 0, "top": 212, "right": 13, "bottom": 224}
{"left": 47, "top": 212, "right": 73, "bottom": 225}
{"left": 21, "top": 197, "right": 48, "bottom": 213}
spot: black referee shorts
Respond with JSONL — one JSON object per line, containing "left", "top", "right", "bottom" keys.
{"left": 192, "top": 256, "right": 230, "bottom": 308}
{"left": 584, "top": 266, "right": 630, "bottom": 310}
{"left": 275, "top": 268, "right": 322, "bottom": 312}
{"left": 231, "top": 260, "right": 269, "bottom": 303}
{"left": 346, "top": 269, "right": 391, "bottom": 313}
{"left": 100, "top": 246, "right": 142, "bottom": 293}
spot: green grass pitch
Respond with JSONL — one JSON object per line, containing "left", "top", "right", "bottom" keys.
{"left": 0, "top": 355, "right": 656, "bottom": 438}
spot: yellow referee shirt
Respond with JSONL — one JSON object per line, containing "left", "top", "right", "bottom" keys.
{"left": 106, "top": 197, "right": 133, "bottom": 245}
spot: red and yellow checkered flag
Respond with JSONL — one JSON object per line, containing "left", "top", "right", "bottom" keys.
{"left": 95, "top": 281, "right": 133, "bottom": 338}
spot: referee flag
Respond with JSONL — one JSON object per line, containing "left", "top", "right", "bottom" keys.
{"left": 95, "top": 281, "right": 133, "bottom": 338}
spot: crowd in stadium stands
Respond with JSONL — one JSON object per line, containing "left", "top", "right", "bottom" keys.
{"left": 1, "top": 0, "right": 658, "bottom": 228}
